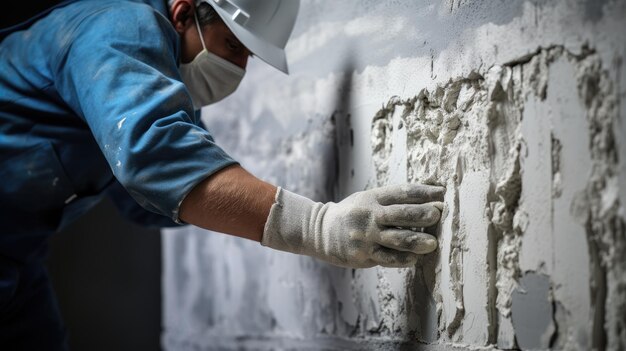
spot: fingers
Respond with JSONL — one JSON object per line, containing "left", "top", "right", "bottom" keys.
{"left": 374, "top": 184, "right": 445, "bottom": 206}
{"left": 371, "top": 246, "right": 419, "bottom": 268}
{"left": 431, "top": 201, "right": 444, "bottom": 211}
{"left": 377, "top": 229, "right": 437, "bottom": 254}
{"left": 375, "top": 202, "right": 442, "bottom": 227}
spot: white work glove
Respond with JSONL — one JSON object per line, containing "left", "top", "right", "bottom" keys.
{"left": 261, "top": 184, "right": 444, "bottom": 268}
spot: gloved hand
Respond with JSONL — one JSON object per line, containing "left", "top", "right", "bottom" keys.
{"left": 261, "top": 184, "right": 444, "bottom": 268}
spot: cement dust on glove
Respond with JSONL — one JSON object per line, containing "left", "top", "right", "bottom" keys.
{"left": 261, "top": 184, "right": 445, "bottom": 268}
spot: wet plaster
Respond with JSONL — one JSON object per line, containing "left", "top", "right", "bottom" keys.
{"left": 369, "top": 46, "right": 625, "bottom": 349}
{"left": 458, "top": 171, "right": 491, "bottom": 345}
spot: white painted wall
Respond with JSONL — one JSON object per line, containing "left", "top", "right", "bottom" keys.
{"left": 163, "top": 1, "right": 626, "bottom": 349}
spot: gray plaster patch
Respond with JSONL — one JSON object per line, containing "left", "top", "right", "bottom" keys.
{"left": 584, "top": 0, "right": 610, "bottom": 22}
{"left": 511, "top": 272, "right": 555, "bottom": 350}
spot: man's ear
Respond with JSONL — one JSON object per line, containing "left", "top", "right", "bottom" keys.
{"left": 170, "top": 0, "right": 195, "bottom": 34}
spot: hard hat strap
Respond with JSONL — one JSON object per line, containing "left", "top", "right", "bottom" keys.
{"left": 193, "top": 11, "right": 207, "bottom": 51}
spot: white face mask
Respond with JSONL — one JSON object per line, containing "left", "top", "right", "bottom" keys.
{"left": 179, "top": 13, "right": 245, "bottom": 109}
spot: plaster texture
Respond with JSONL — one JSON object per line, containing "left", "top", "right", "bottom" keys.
{"left": 162, "top": 0, "right": 626, "bottom": 349}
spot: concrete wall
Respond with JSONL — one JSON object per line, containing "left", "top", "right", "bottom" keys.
{"left": 162, "top": 1, "right": 626, "bottom": 349}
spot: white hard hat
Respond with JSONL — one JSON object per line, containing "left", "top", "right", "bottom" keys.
{"left": 201, "top": 0, "right": 300, "bottom": 74}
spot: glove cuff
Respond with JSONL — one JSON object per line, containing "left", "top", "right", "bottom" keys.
{"left": 261, "top": 187, "right": 317, "bottom": 254}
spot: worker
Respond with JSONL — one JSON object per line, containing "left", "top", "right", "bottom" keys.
{"left": 0, "top": 0, "right": 445, "bottom": 349}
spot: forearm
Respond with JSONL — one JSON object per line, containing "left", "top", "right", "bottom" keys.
{"left": 179, "top": 164, "right": 277, "bottom": 242}
{"left": 178, "top": 165, "right": 445, "bottom": 268}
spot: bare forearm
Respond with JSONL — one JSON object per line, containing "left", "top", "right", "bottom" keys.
{"left": 179, "top": 165, "right": 276, "bottom": 242}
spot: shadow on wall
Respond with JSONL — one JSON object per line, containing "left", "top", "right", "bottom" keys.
{"left": 333, "top": 54, "right": 441, "bottom": 343}
{"left": 332, "top": 56, "right": 354, "bottom": 201}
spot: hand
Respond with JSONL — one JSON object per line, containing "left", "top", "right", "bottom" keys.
{"left": 261, "top": 184, "right": 445, "bottom": 268}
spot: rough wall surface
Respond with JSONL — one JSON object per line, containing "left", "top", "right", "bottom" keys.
{"left": 162, "top": 1, "right": 626, "bottom": 350}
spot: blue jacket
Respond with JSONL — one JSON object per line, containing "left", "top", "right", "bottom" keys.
{"left": 0, "top": 0, "right": 238, "bottom": 262}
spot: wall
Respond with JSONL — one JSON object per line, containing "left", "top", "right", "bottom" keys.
{"left": 162, "top": 0, "right": 626, "bottom": 350}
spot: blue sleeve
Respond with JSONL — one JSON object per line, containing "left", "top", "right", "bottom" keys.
{"left": 53, "top": 3, "right": 238, "bottom": 223}
{"left": 106, "top": 180, "right": 180, "bottom": 228}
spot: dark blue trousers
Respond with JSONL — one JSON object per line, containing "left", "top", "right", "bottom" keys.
{"left": 0, "top": 255, "right": 68, "bottom": 350}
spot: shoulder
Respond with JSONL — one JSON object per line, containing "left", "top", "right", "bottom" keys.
{"left": 60, "top": 1, "right": 179, "bottom": 64}
{"left": 51, "top": 1, "right": 180, "bottom": 82}
{"left": 76, "top": 1, "right": 176, "bottom": 40}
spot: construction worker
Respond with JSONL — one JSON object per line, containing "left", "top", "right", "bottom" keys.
{"left": 0, "top": 0, "right": 444, "bottom": 348}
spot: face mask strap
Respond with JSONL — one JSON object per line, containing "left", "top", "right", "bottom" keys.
{"left": 193, "top": 10, "right": 207, "bottom": 51}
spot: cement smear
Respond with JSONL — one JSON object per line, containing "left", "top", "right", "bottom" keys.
{"left": 370, "top": 46, "right": 625, "bottom": 349}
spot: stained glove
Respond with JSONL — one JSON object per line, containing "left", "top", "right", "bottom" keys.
{"left": 261, "top": 184, "right": 445, "bottom": 268}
